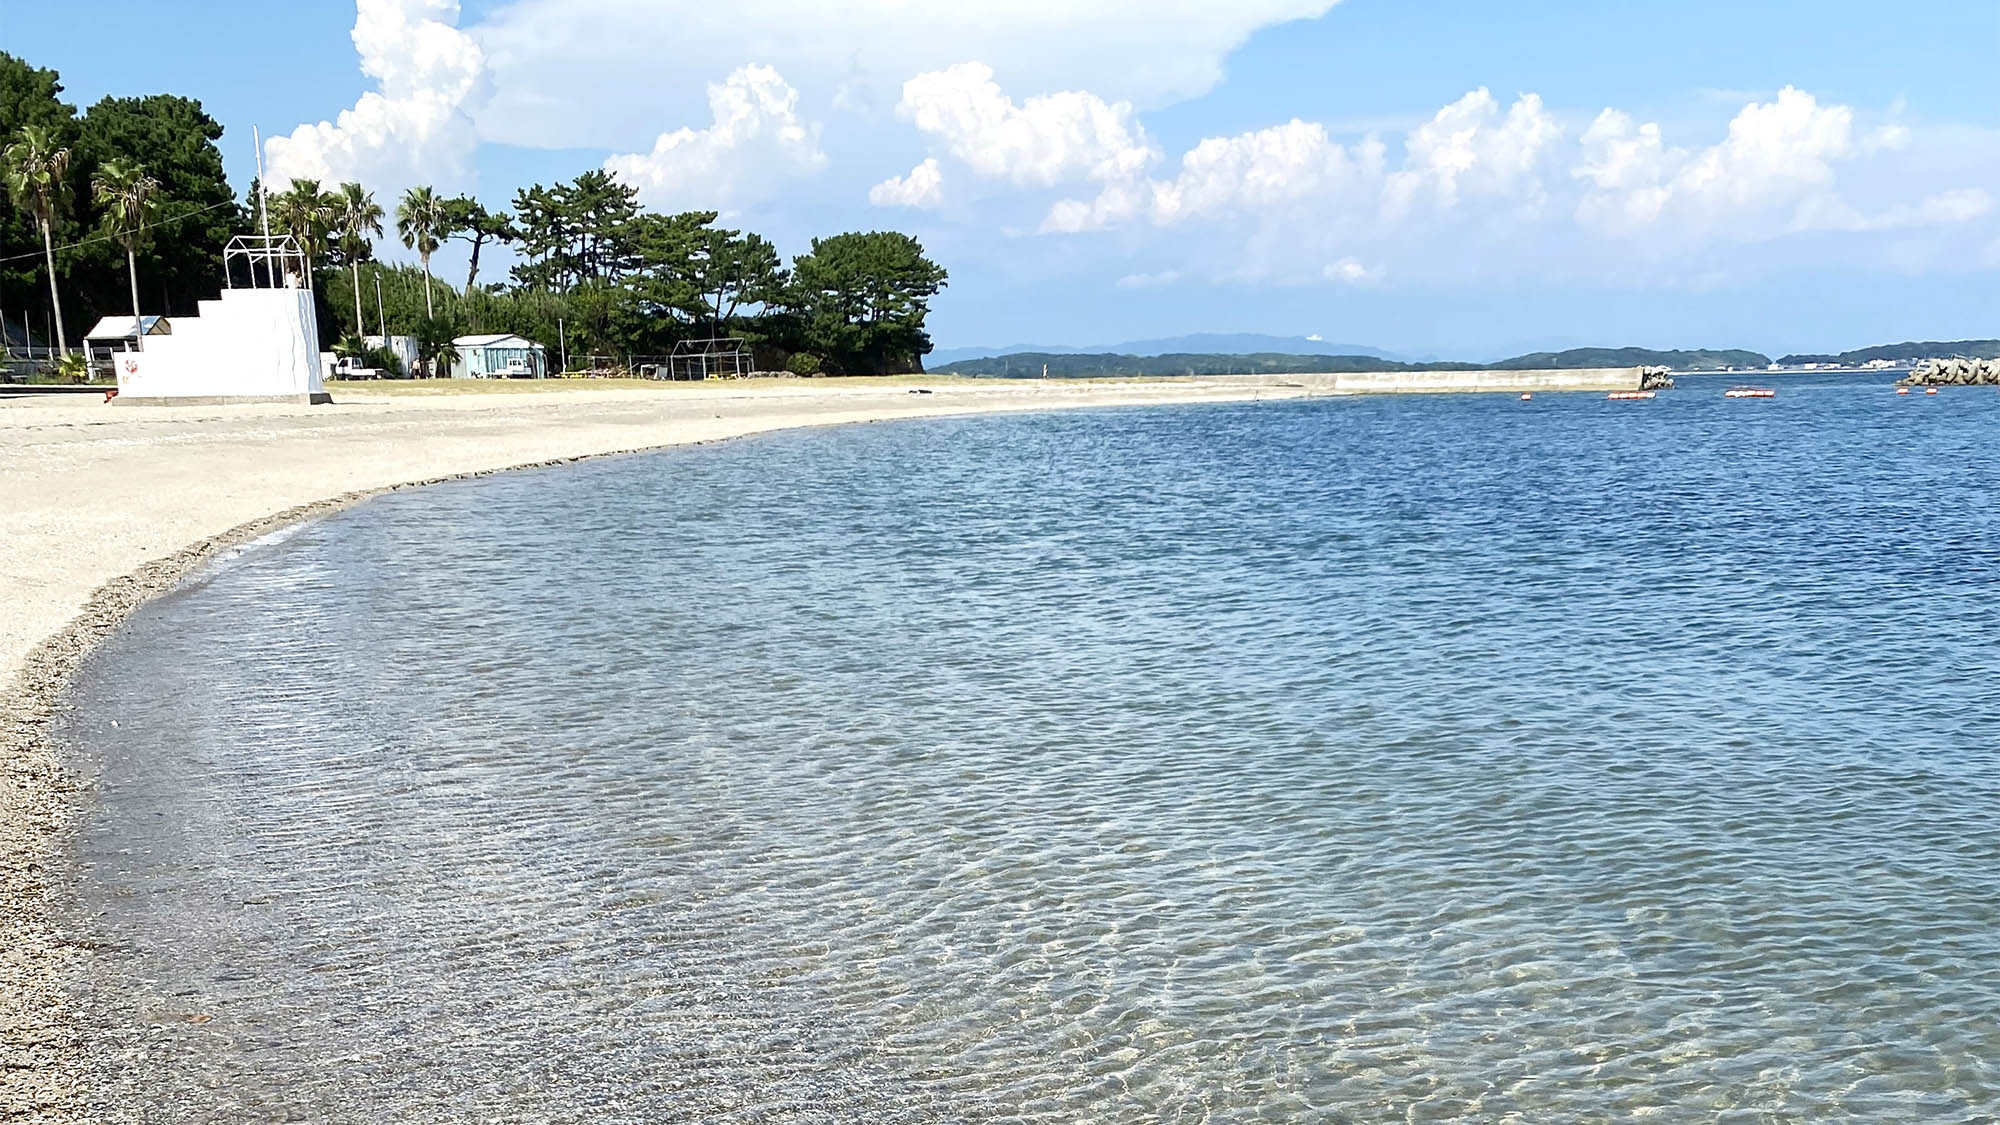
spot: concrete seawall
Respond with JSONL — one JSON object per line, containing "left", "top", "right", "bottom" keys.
{"left": 1221, "top": 367, "right": 1652, "bottom": 395}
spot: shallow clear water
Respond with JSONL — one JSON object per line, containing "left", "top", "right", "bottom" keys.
{"left": 61, "top": 374, "right": 2000, "bottom": 1121}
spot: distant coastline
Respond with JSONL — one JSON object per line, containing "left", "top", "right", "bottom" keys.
{"left": 937, "top": 339, "right": 2000, "bottom": 379}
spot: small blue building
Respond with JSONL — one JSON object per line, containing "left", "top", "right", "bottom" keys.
{"left": 450, "top": 333, "right": 547, "bottom": 379}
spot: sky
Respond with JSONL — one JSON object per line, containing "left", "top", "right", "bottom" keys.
{"left": 4, "top": 0, "right": 1997, "bottom": 359}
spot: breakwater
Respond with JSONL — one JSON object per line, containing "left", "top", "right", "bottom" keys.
{"left": 1223, "top": 366, "right": 1667, "bottom": 395}
{"left": 1901, "top": 357, "right": 2000, "bottom": 386}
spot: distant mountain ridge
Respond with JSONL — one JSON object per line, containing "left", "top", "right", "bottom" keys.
{"left": 1776, "top": 340, "right": 2000, "bottom": 365}
{"left": 939, "top": 346, "right": 1773, "bottom": 378}
{"left": 940, "top": 353, "right": 1455, "bottom": 378}
{"left": 929, "top": 334, "right": 1416, "bottom": 367}
{"left": 1489, "top": 347, "right": 1770, "bottom": 371}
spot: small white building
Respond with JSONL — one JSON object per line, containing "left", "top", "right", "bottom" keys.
{"left": 450, "top": 333, "right": 547, "bottom": 379}
{"left": 365, "top": 335, "right": 419, "bottom": 374}
{"left": 84, "top": 315, "right": 172, "bottom": 377}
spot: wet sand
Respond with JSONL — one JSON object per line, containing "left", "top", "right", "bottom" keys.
{"left": 0, "top": 375, "right": 1302, "bottom": 1120}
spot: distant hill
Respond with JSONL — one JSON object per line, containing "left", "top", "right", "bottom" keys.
{"left": 1776, "top": 340, "right": 2000, "bottom": 365}
{"left": 938, "top": 352, "right": 1455, "bottom": 378}
{"left": 939, "top": 346, "right": 1769, "bottom": 378}
{"left": 1489, "top": 347, "right": 1770, "bottom": 371}
{"left": 930, "top": 334, "right": 1412, "bottom": 367}
{"left": 1113, "top": 334, "right": 1405, "bottom": 360}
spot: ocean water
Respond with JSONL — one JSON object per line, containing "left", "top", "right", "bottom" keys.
{"left": 59, "top": 374, "right": 2000, "bottom": 1122}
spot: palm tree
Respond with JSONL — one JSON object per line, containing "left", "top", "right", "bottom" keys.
{"left": 3, "top": 125, "right": 74, "bottom": 356}
{"left": 413, "top": 313, "right": 459, "bottom": 379}
{"left": 269, "top": 179, "right": 335, "bottom": 288}
{"left": 92, "top": 159, "right": 161, "bottom": 353}
{"left": 396, "top": 185, "right": 448, "bottom": 318}
{"left": 432, "top": 340, "right": 462, "bottom": 380}
{"left": 331, "top": 182, "right": 383, "bottom": 340}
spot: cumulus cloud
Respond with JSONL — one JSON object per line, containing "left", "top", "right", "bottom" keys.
{"left": 1323, "top": 257, "right": 1381, "bottom": 284}
{"left": 603, "top": 65, "right": 824, "bottom": 211}
{"left": 1845, "top": 188, "right": 1994, "bottom": 231}
{"left": 468, "top": 0, "right": 1342, "bottom": 150}
{"left": 1043, "top": 119, "right": 1378, "bottom": 232}
{"left": 1382, "top": 90, "right": 1561, "bottom": 219}
{"left": 264, "top": 0, "right": 487, "bottom": 192}
{"left": 1864, "top": 124, "right": 1911, "bottom": 153}
{"left": 1116, "top": 270, "right": 1181, "bottom": 289}
{"left": 1573, "top": 87, "right": 1856, "bottom": 238}
{"left": 1044, "top": 90, "right": 1559, "bottom": 233}
{"left": 1025, "top": 79, "right": 1989, "bottom": 282}
{"left": 892, "top": 63, "right": 1156, "bottom": 189}
{"left": 870, "top": 158, "right": 946, "bottom": 209}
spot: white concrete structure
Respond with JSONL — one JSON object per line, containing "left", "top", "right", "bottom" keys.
{"left": 114, "top": 288, "right": 328, "bottom": 404}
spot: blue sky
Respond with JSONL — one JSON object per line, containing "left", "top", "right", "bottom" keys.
{"left": 5, "top": 0, "right": 1997, "bottom": 359}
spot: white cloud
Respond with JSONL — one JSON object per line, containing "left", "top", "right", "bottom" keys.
{"left": 1042, "top": 89, "right": 1559, "bottom": 234}
{"left": 1382, "top": 90, "right": 1561, "bottom": 219}
{"left": 1850, "top": 188, "right": 1994, "bottom": 231}
{"left": 264, "top": 0, "right": 487, "bottom": 193}
{"left": 467, "top": 0, "right": 1342, "bottom": 151}
{"left": 1324, "top": 257, "right": 1381, "bottom": 284}
{"left": 894, "top": 63, "right": 1156, "bottom": 188}
{"left": 1044, "top": 120, "right": 1379, "bottom": 232}
{"left": 870, "top": 158, "right": 946, "bottom": 209}
{"left": 1863, "top": 124, "right": 1911, "bottom": 153}
{"left": 1159, "top": 120, "right": 1377, "bottom": 221}
{"left": 1116, "top": 270, "right": 1181, "bottom": 289}
{"left": 603, "top": 65, "right": 826, "bottom": 211}
{"left": 1025, "top": 80, "right": 1990, "bottom": 283}
{"left": 1574, "top": 87, "right": 1855, "bottom": 238}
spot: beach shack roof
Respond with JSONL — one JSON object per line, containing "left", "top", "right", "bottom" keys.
{"left": 83, "top": 315, "right": 171, "bottom": 342}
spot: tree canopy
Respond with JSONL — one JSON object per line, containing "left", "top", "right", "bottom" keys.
{"left": 0, "top": 50, "right": 947, "bottom": 374}
{"left": 1, "top": 53, "right": 237, "bottom": 348}
{"left": 791, "top": 232, "right": 949, "bottom": 374}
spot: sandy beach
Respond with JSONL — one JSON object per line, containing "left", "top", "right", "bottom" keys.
{"left": 0, "top": 375, "right": 1306, "bottom": 1120}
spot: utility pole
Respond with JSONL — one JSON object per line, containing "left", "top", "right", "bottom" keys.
{"left": 253, "top": 126, "right": 275, "bottom": 286}
{"left": 375, "top": 274, "right": 387, "bottom": 340}
{"left": 558, "top": 317, "right": 567, "bottom": 376}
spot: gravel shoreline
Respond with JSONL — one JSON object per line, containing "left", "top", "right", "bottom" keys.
{"left": 0, "top": 459, "right": 625, "bottom": 1122}
{"left": 0, "top": 379, "right": 1302, "bottom": 1120}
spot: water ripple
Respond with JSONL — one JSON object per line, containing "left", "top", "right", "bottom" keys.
{"left": 59, "top": 374, "right": 2000, "bottom": 1121}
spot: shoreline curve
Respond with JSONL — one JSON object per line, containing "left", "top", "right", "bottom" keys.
{"left": 0, "top": 376, "right": 1303, "bottom": 1121}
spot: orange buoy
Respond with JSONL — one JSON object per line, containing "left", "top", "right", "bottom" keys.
{"left": 1724, "top": 387, "right": 1776, "bottom": 399}
{"left": 1896, "top": 386, "right": 1911, "bottom": 395}
{"left": 1520, "top": 393, "right": 1533, "bottom": 401}
{"left": 1607, "top": 391, "right": 1656, "bottom": 401}
{"left": 1926, "top": 387, "right": 1940, "bottom": 395}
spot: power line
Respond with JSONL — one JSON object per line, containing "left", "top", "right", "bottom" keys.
{"left": 0, "top": 197, "right": 240, "bottom": 266}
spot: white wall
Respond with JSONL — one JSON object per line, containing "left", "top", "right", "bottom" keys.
{"left": 116, "top": 288, "right": 326, "bottom": 401}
